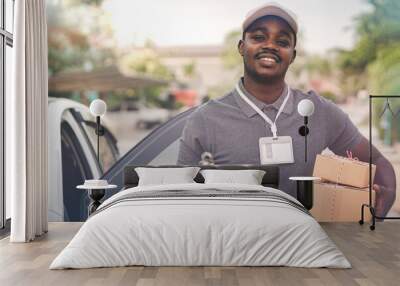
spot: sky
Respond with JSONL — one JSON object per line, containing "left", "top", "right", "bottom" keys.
{"left": 102, "top": 0, "right": 372, "bottom": 54}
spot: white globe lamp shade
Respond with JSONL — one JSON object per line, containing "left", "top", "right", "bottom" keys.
{"left": 297, "top": 99, "right": 315, "bottom": 117}
{"left": 89, "top": 99, "right": 107, "bottom": 117}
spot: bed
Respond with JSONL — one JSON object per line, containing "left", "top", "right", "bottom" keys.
{"left": 50, "top": 165, "right": 351, "bottom": 269}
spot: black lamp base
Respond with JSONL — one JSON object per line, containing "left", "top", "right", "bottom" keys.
{"left": 296, "top": 180, "right": 314, "bottom": 210}
{"left": 88, "top": 189, "right": 105, "bottom": 216}
{"left": 289, "top": 177, "right": 320, "bottom": 210}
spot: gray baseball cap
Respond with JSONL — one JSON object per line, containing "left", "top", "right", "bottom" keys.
{"left": 242, "top": 2, "right": 298, "bottom": 35}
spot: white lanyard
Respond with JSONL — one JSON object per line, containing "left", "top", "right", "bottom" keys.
{"left": 236, "top": 83, "right": 290, "bottom": 138}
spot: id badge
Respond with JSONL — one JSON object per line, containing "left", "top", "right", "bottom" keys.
{"left": 259, "top": 136, "right": 294, "bottom": 165}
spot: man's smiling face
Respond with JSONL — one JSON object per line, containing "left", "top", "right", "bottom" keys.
{"left": 239, "top": 16, "right": 296, "bottom": 82}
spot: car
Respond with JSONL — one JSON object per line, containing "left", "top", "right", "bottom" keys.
{"left": 101, "top": 107, "right": 195, "bottom": 196}
{"left": 50, "top": 97, "right": 195, "bottom": 222}
{"left": 48, "top": 98, "right": 120, "bottom": 222}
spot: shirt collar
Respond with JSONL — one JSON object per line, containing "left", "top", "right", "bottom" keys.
{"left": 233, "top": 78, "right": 294, "bottom": 118}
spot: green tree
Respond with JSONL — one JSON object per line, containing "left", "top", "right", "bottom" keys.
{"left": 368, "top": 45, "right": 400, "bottom": 94}
{"left": 119, "top": 49, "right": 174, "bottom": 80}
{"left": 221, "top": 30, "right": 242, "bottom": 70}
{"left": 337, "top": 0, "right": 400, "bottom": 144}
{"left": 47, "top": 0, "right": 116, "bottom": 75}
{"left": 338, "top": 0, "right": 400, "bottom": 94}
{"left": 303, "top": 56, "right": 332, "bottom": 77}
{"left": 119, "top": 48, "right": 174, "bottom": 107}
{"left": 183, "top": 61, "right": 196, "bottom": 78}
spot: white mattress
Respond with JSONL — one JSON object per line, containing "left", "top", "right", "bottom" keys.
{"left": 50, "top": 183, "right": 351, "bottom": 269}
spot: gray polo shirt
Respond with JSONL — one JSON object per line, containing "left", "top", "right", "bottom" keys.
{"left": 177, "top": 79, "right": 363, "bottom": 198}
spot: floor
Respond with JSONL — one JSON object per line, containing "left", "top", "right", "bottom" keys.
{"left": 0, "top": 219, "right": 11, "bottom": 239}
{"left": 0, "top": 222, "right": 399, "bottom": 286}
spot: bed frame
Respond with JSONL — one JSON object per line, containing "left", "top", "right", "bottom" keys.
{"left": 123, "top": 165, "right": 279, "bottom": 189}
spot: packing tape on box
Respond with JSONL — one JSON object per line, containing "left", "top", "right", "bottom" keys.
{"left": 330, "top": 150, "right": 371, "bottom": 187}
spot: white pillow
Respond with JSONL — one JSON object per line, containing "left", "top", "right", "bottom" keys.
{"left": 135, "top": 167, "right": 200, "bottom": 186}
{"left": 200, "top": 169, "right": 266, "bottom": 185}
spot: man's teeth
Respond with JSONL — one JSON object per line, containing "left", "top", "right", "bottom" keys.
{"left": 260, "top": 57, "right": 276, "bottom": 63}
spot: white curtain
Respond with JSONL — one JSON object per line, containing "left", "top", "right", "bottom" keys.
{"left": 7, "top": 0, "right": 48, "bottom": 242}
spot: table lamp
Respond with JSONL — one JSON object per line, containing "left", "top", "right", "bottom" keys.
{"left": 297, "top": 99, "right": 315, "bottom": 162}
{"left": 89, "top": 99, "right": 107, "bottom": 168}
{"left": 294, "top": 99, "right": 318, "bottom": 210}
{"left": 77, "top": 99, "right": 116, "bottom": 217}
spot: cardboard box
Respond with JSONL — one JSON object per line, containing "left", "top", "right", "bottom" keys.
{"left": 311, "top": 182, "right": 375, "bottom": 222}
{"left": 313, "top": 154, "right": 376, "bottom": 188}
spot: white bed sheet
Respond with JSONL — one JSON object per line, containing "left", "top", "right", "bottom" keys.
{"left": 50, "top": 183, "right": 351, "bottom": 269}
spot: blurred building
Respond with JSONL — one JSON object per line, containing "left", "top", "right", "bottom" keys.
{"left": 130, "top": 45, "right": 238, "bottom": 101}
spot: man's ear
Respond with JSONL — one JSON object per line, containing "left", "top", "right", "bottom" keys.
{"left": 238, "top": 39, "right": 244, "bottom": 57}
{"left": 290, "top": 49, "right": 297, "bottom": 64}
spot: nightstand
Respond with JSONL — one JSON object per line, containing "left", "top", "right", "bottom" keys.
{"left": 289, "top": 177, "right": 321, "bottom": 210}
{"left": 77, "top": 180, "right": 117, "bottom": 216}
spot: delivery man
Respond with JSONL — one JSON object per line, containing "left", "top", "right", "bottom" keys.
{"left": 177, "top": 3, "right": 396, "bottom": 217}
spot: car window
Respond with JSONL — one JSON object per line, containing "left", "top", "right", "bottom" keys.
{"left": 101, "top": 108, "right": 196, "bottom": 193}
{"left": 68, "top": 108, "right": 119, "bottom": 173}
{"left": 61, "top": 121, "right": 91, "bottom": 221}
{"left": 83, "top": 123, "right": 118, "bottom": 173}
{"left": 149, "top": 139, "right": 180, "bottom": 165}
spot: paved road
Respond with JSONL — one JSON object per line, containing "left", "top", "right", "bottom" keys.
{"left": 105, "top": 111, "right": 163, "bottom": 157}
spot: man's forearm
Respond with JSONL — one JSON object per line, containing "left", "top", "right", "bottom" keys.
{"left": 351, "top": 137, "right": 397, "bottom": 216}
